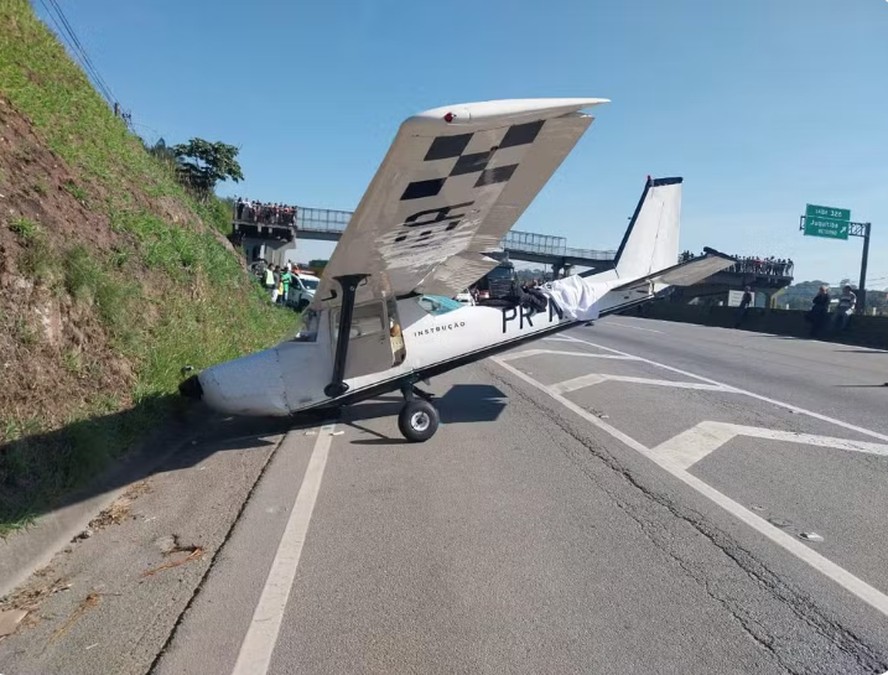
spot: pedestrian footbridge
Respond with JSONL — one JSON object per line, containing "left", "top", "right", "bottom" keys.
{"left": 232, "top": 205, "right": 617, "bottom": 276}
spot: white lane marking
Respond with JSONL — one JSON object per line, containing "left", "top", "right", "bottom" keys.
{"left": 565, "top": 335, "right": 888, "bottom": 444}
{"left": 232, "top": 423, "right": 336, "bottom": 675}
{"left": 492, "top": 357, "right": 888, "bottom": 617}
{"left": 551, "top": 373, "right": 728, "bottom": 395}
{"left": 603, "top": 320, "right": 663, "bottom": 334}
{"left": 653, "top": 421, "right": 888, "bottom": 471}
{"left": 550, "top": 373, "right": 606, "bottom": 394}
{"left": 542, "top": 336, "right": 584, "bottom": 342}
{"left": 497, "top": 348, "right": 637, "bottom": 363}
{"left": 652, "top": 422, "right": 738, "bottom": 470}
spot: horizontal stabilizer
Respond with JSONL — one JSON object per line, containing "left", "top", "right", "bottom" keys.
{"left": 611, "top": 248, "right": 736, "bottom": 292}
{"left": 542, "top": 249, "right": 736, "bottom": 322}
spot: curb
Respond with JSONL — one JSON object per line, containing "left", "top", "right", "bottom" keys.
{"left": 0, "top": 404, "right": 210, "bottom": 600}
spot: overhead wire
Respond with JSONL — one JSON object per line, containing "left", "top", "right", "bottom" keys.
{"left": 36, "top": 0, "right": 117, "bottom": 105}
{"left": 47, "top": 0, "right": 115, "bottom": 102}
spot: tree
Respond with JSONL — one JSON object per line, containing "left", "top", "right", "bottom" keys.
{"left": 172, "top": 138, "right": 244, "bottom": 198}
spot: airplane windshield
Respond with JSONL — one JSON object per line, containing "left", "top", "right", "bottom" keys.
{"left": 418, "top": 295, "right": 463, "bottom": 315}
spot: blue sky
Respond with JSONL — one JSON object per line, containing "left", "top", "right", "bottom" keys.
{"left": 34, "top": 0, "right": 888, "bottom": 287}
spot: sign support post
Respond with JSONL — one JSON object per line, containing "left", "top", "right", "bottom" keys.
{"left": 799, "top": 204, "right": 873, "bottom": 315}
{"left": 857, "top": 222, "right": 871, "bottom": 315}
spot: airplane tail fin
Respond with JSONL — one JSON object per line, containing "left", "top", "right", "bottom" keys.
{"left": 613, "top": 176, "right": 682, "bottom": 280}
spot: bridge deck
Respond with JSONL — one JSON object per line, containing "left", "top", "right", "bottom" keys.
{"left": 231, "top": 206, "right": 794, "bottom": 286}
{"left": 297, "top": 206, "right": 617, "bottom": 267}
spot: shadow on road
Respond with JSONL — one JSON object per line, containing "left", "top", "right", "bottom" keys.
{"left": 344, "top": 383, "right": 509, "bottom": 444}
{"left": 0, "top": 395, "right": 310, "bottom": 535}
{"left": 834, "top": 384, "right": 888, "bottom": 388}
{"left": 1, "top": 384, "right": 509, "bottom": 533}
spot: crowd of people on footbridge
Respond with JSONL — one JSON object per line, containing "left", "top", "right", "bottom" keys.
{"left": 234, "top": 197, "right": 297, "bottom": 226}
{"left": 680, "top": 251, "right": 793, "bottom": 277}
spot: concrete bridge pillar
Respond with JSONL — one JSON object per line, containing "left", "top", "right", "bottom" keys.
{"left": 551, "top": 259, "right": 573, "bottom": 279}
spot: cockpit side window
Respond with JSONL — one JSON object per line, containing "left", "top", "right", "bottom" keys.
{"left": 417, "top": 295, "right": 462, "bottom": 315}
{"left": 292, "top": 308, "right": 320, "bottom": 342}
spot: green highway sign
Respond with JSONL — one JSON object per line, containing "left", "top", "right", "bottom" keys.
{"left": 806, "top": 204, "right": 851, "bottom": 222}
{"left": 803, "top": 217, "right": 849, "bottom": 240}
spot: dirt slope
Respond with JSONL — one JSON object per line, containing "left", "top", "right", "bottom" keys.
{"left": 0, "top": 0, "right": 294, "bottom": 530}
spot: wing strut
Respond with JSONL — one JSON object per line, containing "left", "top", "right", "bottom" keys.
{"left": 324, "top": 274, "right": 368, "bottom": 398}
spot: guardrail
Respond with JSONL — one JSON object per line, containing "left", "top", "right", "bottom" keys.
{"left": 296, "top": 206, "right": 351, "bottom": 234}
{"left": 238, "top": 205, "right": 617, "bottom": 262}
{"left": 235, "top": 207, "right": 616, "bottom": 260}
{"left": 500, "top": 229, "right": 565, "bottom": 256}
{"left": 565, "top": 246, "right": 617, "bottom": 261}
{"left": 679, "top": 252, "right": 794, "bottom": 278}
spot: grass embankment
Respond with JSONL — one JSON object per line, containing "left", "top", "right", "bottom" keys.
{"left": 0, "top": 0, "right": 295, "bottom": 534}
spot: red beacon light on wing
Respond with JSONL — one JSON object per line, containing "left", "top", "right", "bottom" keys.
{"left": 443, "top": 112, "right": 455, "bottom": 123}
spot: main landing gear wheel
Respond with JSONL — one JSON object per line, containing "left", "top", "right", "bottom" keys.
{"left": 398, "top": 399, "right": 439, "bottom": 443}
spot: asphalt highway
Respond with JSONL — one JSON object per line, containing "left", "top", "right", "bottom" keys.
{"left": 3, "top": 317, "right": 888, "bottom": 674}
{"left": 153, "top": 317, "right": 888, "bottom": 675}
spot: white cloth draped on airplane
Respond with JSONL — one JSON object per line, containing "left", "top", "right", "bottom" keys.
{"left": 540, "top": 275, "right": 601, "bottom": 321}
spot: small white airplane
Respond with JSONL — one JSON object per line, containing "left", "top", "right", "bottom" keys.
{"left": 179, "top": 98, "right": 735, "bottom": 441}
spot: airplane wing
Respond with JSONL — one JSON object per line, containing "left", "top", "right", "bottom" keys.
{"left": 611, "top": 248, "right": 737, "bottom": 292}
{"left": 312, "top": 98, "right": 608, "bottom": 309}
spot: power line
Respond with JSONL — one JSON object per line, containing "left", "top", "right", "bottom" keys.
{"left": 47, "top": 0, "right": 115, "bottom": 102}
{"left": 36, "top": 0, "right": 117, "bottom": 105}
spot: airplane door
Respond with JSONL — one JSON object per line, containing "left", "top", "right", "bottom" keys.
{"left": 336, "top": 298, "right": 405, "bottom": 381}
{"left": 387, "top": 297, "right": 407, "bottom": 367}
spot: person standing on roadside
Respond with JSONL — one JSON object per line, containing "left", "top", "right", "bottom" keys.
{"left": 808, "top": 285, "right": 830, "bottom": 337}
{"left": 271, "top": 265, "right": 282, "bottom": 304}
{"left": 264, "top": 263, "right": 275, "bottom": 297}
{"left": 833, "top": 284, "right": 857, "bottom": 332}
{"left": 281, "top": 266, "right": 292, "bottom": 305}
{"left": 734, "top": 286, "right": 753, "bottom": 328}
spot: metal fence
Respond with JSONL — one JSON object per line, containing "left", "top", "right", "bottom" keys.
{"left": 500, "top": 229, "right": 567, "bottom": 256}
{"left": 296, "top": 207, "right": 352, "bottom": 234}
{"left": 246, "top": 205, "right": 617, "bottom": 262}
{"left": 679, "top": 252, "right": 794, "bottom": 278}
{"left": 565, "top": 246, "right": 617, "bottom": 261}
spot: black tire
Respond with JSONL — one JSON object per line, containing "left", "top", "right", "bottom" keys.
{"left": 296, "top": 298, "right": 310, "bottom": 312}
{"left": 398, "top": 399, "right": 439, "bottom": 442}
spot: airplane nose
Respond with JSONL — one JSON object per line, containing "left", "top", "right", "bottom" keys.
{"left": 184, "top": 349, "right": 291, "bottom": 416}
{"left": 178, "top": 374, "right": 203, "bottom": 400}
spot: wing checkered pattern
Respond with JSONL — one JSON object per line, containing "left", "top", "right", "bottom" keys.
{"left": 400, "top": 120, "right": 544, "bottom": 201}
{"left": 311, "top": 99, "right": 604, "bottom": 308}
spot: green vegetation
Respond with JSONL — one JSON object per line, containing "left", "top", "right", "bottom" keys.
{"left": 9, "top": 216, "right": 38, "bottom": 240}
{"left": 63, "top": 179, "right": 88, "bottom": 204}
{"left": 0, "top": 0, "right": 296, "bottom": 533}
{"left": 10, "top": 217, "right": 55, "bottom": 282}
{"left": 172, "top": 138, "right": 244, "bottom": 199}
{"left": 774, "top": 280, "right": 888, "bottom": 313}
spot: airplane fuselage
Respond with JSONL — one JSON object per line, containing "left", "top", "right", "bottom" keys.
{"left": 185, "top": 273, "right": 653, "bottom": 419}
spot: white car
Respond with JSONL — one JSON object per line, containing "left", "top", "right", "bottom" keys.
{"left": 454, "top": 290, "right": 475, "bottom": 305}
{"left": 287, "top": 272, "right": 320, "bottom": 311}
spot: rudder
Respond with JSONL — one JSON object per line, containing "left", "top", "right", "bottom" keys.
{"left": 613, "top": 176, "right": 682, "bottom": 280}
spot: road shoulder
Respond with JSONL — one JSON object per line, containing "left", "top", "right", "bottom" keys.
{"left": 0, "top": 415, "right": 302, "bottom": 675}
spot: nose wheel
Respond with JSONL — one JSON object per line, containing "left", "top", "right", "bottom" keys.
{"left": 398, "top": 384, "right": 439, "bottom": 442}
